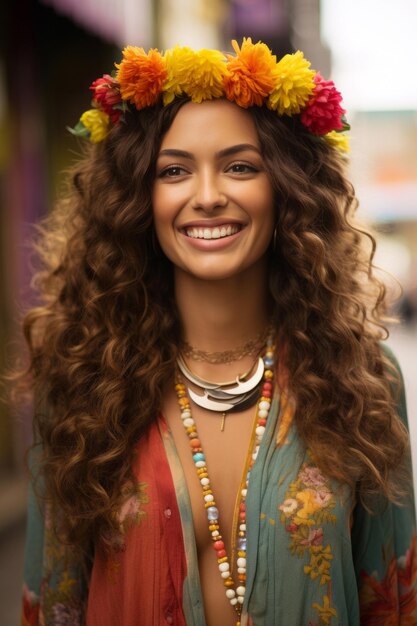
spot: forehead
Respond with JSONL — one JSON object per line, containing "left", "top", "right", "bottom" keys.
{"left": 159, "top": 99, "right": 260, "bottom": 150}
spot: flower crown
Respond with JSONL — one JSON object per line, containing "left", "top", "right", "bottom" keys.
{"left": 70, "top": 38, "right": 350, "bottom": 152}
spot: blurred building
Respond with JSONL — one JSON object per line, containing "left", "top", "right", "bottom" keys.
{"left": 349, "top": 110, "right": 417, "bottom": 321}
{"left": 0, "top": 0, "right": 120, "bottom": 531}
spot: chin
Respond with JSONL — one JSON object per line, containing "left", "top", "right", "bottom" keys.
{"left": 183, "top": 263, "right": 250, "bottom": 282}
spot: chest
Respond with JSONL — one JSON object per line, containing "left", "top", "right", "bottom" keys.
{"left": 162, "top": 388, "right": 259, "bottom": 554}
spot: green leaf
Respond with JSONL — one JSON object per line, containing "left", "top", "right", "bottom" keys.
{"left": 67, "top": 122, "right": 90, "bottom": 139}
{"left": 340, "top": 115, "right": 350, "bottom": 131}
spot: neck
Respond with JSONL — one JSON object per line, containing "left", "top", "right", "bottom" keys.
{"left": 175, "top": 260, "right": 270, "bottom": 352}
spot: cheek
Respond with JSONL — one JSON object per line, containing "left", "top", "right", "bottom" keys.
{"left": 242, "top": 176, "right": 274, "bottom": 212}
{"left": 151, "top": 192, "right": 180, "bottom": 262}
{"left": 152, "top": 184, "right": 186, "bottom": 228}
{"left": 152, "top": 188, "right": 173, "bottom": 234}
{"left": 252, "top": 185, "right": 275, "bottom": 226}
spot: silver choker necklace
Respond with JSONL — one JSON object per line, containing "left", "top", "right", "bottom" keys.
{"left": 176, "top": 353, "right": 265, "bottom": 413}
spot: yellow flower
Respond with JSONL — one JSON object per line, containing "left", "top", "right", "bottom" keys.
{"left": 80, "top": 109, "right": 110, "bottom": 143}
{"left": 268, "top": 51, "right": 315, "bottom": 115}
{"left": 296, "top": 489, "right": 322, "bottom": 518}
{"left": 163, "top": 46, "right": 227, "bottom": 105}
{"left": 163, "top": 45, "right": 194, "bottom": 104}
{"left": 324, "top": 130, "right": 350, "bottom": 153}
{"left": 312, "top": 595, "right": 338, "bottom": 624}
{"left": 58, "top": 571, "right": 76, "bottom": 595}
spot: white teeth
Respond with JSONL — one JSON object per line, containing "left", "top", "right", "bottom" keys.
{"left": 185, "top": 224, "right": 241, "bottom": 240}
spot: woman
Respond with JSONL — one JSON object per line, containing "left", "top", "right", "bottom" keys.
{"left": 19, "top": 39, "right": 416, "bottom": 625}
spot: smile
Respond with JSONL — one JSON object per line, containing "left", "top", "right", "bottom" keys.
{"left": 184, "top": 224, "right": 242, "bottom": 240}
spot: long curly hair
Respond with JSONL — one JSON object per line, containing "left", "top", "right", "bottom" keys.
{"left": 14, "top": 99, "right": 409, "bottom": 550}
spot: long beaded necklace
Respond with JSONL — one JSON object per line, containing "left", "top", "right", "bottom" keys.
{"left": 174, "top": 336, "right": 275, "bottom": 625}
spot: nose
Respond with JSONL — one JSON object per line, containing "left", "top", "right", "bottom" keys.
{"left": 191, "top": 169, "right": 227, "bottom": 213}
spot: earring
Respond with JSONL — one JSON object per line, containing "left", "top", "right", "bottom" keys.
{"left": 272, "top": 225, "right": 278, "bottom": 252}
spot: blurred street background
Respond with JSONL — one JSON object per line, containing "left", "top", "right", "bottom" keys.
{"left": 1, "top": 0, "right": 416, "bottom": 623}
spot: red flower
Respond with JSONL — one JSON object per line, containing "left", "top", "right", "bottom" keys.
{"left": 300, "top": 73, "right": 345, "bottom": 136}
{"left": 21, "top": 586, "right": 40, "bottom": 626}
{"left": 398, "top": 534, "right": 417, "bottom": 618}
{"left": 359, "top": 537, "right": 417, "bottom": 624}
{"left": 90, "top": 74, "right": 122, "bottom": 124}
{"left": 286, "top": 522, "right": 298, "bottom": 533}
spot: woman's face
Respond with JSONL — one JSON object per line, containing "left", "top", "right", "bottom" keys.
{"left": 152, "top": 99, "right": 275, "bottom": 282}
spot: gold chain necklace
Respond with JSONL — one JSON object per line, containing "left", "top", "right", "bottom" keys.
{"left": 181, "top": 328, "right": 268, "bottom": 364}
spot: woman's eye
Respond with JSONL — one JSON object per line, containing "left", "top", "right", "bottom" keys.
{"left": 159, "top": 166, "right": 187, "bottom": 178}
{"left": 228, "top": 162, "right": 257, "bottom": 174}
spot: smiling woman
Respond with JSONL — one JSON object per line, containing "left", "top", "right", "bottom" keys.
{"left": 13, "top": 39, "right": 417, "bottom": 626}
{"left": 152, "top": 100, "right": 275, "bottom": 281}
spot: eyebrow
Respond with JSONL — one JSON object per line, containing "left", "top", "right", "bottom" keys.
{"left": 157, "top": 143, "right": 261, "bottom": 160}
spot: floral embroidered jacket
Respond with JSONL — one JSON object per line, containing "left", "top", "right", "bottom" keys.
{"left": 22, "top": 348, "right": 417, "bottom": 625}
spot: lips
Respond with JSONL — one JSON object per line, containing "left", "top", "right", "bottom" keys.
{"left": 184, "top": 224, "right": 242, "bottom": 240}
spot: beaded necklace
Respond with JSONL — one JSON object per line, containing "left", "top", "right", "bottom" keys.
{"left": 174, "top": 336, "right": 275, "bottom": 625}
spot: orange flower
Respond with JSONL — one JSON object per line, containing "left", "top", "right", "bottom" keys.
{"left": 223, "top": 38, "right": 277, "bottom": 108}
{"left": 116, "top": 46, "right": 167, "bottom": 109}
{"left": 359, "top": 538, "right": 417, "bottom": 625}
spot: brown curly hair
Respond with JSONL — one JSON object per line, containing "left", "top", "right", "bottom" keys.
{"left": 13, "top": 99, "right": 410, "bottom": 550}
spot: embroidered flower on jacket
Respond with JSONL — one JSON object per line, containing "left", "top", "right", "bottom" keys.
{"left": 52, "top": 602, "right": 83, "bottom": 626}
{"left": 299, "top": 527, "right": 324, "bottom": 547}
{"left": 118, "top": 481, "right": 149, "bottom": 532}
{"left": 21, "top": 584, "right": 40, "bottom": 626}
{"left": 278, "top": 457, "right": 338, "bottom": 624}
{"left": 359, "top": 534, "right": 417, "bottom": 623}
{"left": 279, "top": 498, "right": 299, "bottom": 514}
{"left": 299, "top": 465, "right": 326, "bottom": 488}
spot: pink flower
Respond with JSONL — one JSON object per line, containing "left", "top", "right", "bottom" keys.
{"left": 118, "top": 493, "right": 141, "bottom": 524}
{"left": 90, "top": 74, "right": 122, "bottom": 124}
{"left": 52, "top": 602, "right": 83, "bottom": 625}
{"left": 299, "top": 466, "right": 326, "bottom": 488}
{"left": 300, "top": 73, "right": 345, "bottom": 136}
{"left": 314, "top": 489, "right": 332, "bottom": 508}
{"left": 300, "top": 527, "right": 324, "bottom": 547}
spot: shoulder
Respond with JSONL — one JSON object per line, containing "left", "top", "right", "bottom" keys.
{"left": 380, "top": 341, "right": 401, "bottom": 370}
{"left": 379, "top": 340, "right": 408, "bottom": 427}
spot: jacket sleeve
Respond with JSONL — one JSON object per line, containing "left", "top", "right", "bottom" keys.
{"left": 21, "top": 447, "right": 89, "bottom": 626}
{"left": 351, "top": 346, "right": 417, "bottom": 623}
